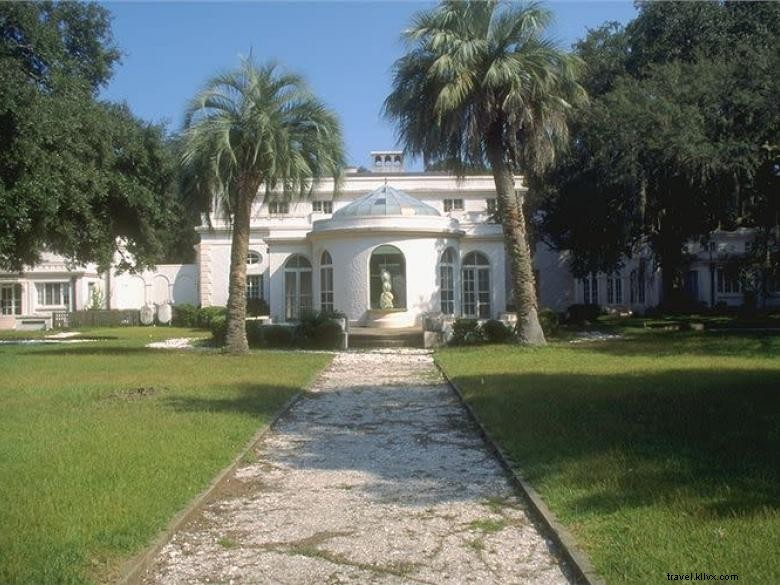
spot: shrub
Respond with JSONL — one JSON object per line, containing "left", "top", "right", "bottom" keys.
{"left": 197, "top": 306, "right": 226, "bottom": 328}
{"left": 566, "top": 304, "right": 602, "bottom": 325}
{"left": 481, "top": 319, "right": 513, "bottom": 343}
{"left": 313, "top": 320, "right": 343, "bottom": 349}
{"left": 450, "top": 319, "right": 483, "bottom": 346}
{"left": 538, "top": 308, "right": 560, "bottom": 337}
{"left": 246, "top": 320, "right": 265, "bottom": 347}
{"left": 172, "top": 304, "right": 199, "bottom": 327}
{"left": 264, "top": 325, "right": 294, "bottom": 348}
{"left": 209, "top": 315, "right": 228, "bottom": 346}
{"left": 246, "top": 297, "right": 270, "bottom": 317}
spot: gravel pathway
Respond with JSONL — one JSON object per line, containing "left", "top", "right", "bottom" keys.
{"left": 142, "top": 350, "right": 574, "bottom": 585}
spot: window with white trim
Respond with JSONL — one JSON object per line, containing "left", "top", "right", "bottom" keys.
{"left": 246, "top": 275, "right": 264, "bottom": 300}
{"left": 268, "top": 201, "right": 290, "bottom": 215}
{"left": 312, "top": 200, "right": 333, "bottom": 214}
{"left": 439, "top": 248, "right": 456, "bottom": 315}
{"left": 582, "top": 275, "right": 599, "bottom": 305}
{"left": 36, "top": 282, "right": 70, "bottom": 307}
{"left": 444, "top": 198, "right": 464, "bottom": 212}
{"left": 284, "top": 255, "right": 312, "bottom": 320}
{"left": 716, "top": 268, "right": 741, "bottom": 294}
{"left": 462, "top": 252, "right": 491, "bottom": 318}
{"left": 247, "top": 251, "right": 262, "bottom": 265}
{"left": 1, "top": 284, "right": 22, "bottom": 315}
{"left": 606, "top": 274, "right": 622, "bottom": 304}
{"left": 320, "top": 251, "right": 334, "bottom": 313}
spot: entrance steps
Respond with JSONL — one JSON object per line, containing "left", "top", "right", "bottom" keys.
{"left": 348, "top": 326, "right": 424, "bottom": 349}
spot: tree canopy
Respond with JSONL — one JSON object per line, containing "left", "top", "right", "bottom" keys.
{"left": 385, "top": 0, "right": 585, "bottom": 344}
{"left": 0, "top": 2, "right": 192, "bottom": 272}
{"left": 535, "top": 0, "right": 780, "bottom": 302}
{"left": 181, "top": 59, "right": 344, "bottom": 353}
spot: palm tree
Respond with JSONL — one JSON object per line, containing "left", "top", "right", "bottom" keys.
{"left": 385, "top": 0, "right": 585, "bottom": 344}
{"left": 182, "top": 59, "right": 344, "bottom": 354}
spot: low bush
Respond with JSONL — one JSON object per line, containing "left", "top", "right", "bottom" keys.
{"left": 481, "top": 319, "right": 513, "bottom": 343}
{"left": 198, "top": 306, "right": 226, "bottom": 328}
{"left": 246, "top": 297, "right": 270, "bottom": 317}
{"left": 172, "top": 304, "right": 199, "bottom": 327}
{"left": 538, "top": 308, "right": 561, "bottom": 337}
{"left": 450, "top": 319, "right": 483, "bottom": 346}
{"left": 566, "top": 303, "right": 602, "bottom": 325}
{"left": 313, "top": 320, "right": 343, "bottom": 349}
{"left": 209, "top": 315, "right": 228, "bottom": 346}
{"left": 263, "top": 325, "right": 294, "bottom": 348}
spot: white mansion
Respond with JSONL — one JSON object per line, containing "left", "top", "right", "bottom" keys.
{"left": 0, "top": 151, "right": 775, "bottom": 330}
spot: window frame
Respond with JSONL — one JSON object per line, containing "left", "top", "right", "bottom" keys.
{"left": 1, "top": 283, "right": 22, "bottom": 316}
{"left": 320, "top": 250, "right": 334, "bottom": 313}
{"left": 439, "top": 248, "right": 456, "bottom": 316}
{"left": 268, "top": 201, "right": 290, "bottom": 216}
{"left": 461, "top": 251, "right": 491, "bottom": 319}
{"left": 444, "top": 198, "right": 464, "bottom": 212}
{"left": 36, "top": 282, "right": 71, "bottom": 308}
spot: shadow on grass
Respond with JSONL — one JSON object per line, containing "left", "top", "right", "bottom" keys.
{"left": 19, "top": 346, "right": 163, "bottom": 356}
{"left": 162, "top": 383, "right": 299, "bottom": 419}
{"left": 571, "top": 330, "right": 780, "bottom": 358}
{"left": 451, "top": 368, "right": 780, "bottom": 520}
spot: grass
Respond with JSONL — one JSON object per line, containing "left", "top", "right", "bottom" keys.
{"left": 436, "top": 328, "right": 780, "bottom": 585}
{"left": 0, "top": 326, "right": 331, "bottom": 585}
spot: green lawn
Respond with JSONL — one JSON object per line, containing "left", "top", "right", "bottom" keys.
{"left": 0, "top": 327, "right": 331, "bottom": 585}
{"left": 436, "top": 330, "right": 780, "bottom": 585}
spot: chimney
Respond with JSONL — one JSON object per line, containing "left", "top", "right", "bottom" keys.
{"left": 370, "top": 150, "right": 404, "bottom": 173}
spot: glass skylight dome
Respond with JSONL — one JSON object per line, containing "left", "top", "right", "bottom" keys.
{"left": 332, "top": 184, "right": 440, "bottom": 218}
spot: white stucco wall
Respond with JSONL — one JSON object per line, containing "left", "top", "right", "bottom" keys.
{"left": 111, "top": 264, "right": 198, "bottom": 309}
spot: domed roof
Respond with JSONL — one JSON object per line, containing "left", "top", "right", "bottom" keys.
{"left": 333, "top": 184, "right": 440, "bottom": 219}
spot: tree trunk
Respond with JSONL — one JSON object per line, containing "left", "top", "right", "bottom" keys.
{"left": 224, "top": 188, "right": 254, "bottom": 354}
{"left": 486, "top": 136, "right": 546, "bottom": 345}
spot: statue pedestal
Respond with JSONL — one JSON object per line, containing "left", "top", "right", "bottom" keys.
{"left": 364, "top": 308, "right": 414, "bottom": 328}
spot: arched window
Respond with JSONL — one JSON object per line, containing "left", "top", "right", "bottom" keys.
{"left": 284, "top": 255, "right": 312, "bottom": 320}
{"left": 320, "top": 251, "right": 334, "bottom": 314}
{"left": 462, "top": 252, "right": 491, "bottom": 318}
{"left": 440, "top": 248, "right": 456, "bottom": 315}
{"left": 247, "top": 251, "right": 262, "bottom": 265}
{"left": 370, "top": 245, "right": 406, "bottom": 309}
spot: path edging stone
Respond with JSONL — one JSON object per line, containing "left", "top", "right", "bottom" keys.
{"left": 433, "top": 357, "right": 607, "bottom": 585}
{"left": 114, "top": 362, "right": 332, "bottom": 585}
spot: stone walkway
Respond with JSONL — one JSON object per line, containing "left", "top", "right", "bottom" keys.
{"left": 143, "top": 350, "right": 574, "bottom": 585}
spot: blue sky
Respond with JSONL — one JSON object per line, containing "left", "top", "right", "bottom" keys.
{"left": 100, "top": 1, "right": 638, "bottom": 169}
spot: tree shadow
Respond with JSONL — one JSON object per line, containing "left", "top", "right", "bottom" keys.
{"left": 163, "top": 383, "right": 299, "bottom": 419}
{"left": 449, "top": 368, "right": 780, "bottom": 520}
{"left": 19, "top": 346, "right": 162, "bottom": 357}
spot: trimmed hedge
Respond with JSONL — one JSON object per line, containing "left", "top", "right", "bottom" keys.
{"left": 211, "top": 310, "right": 344, "bottom": 349}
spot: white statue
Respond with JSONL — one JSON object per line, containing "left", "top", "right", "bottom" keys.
{"left": 379, "top": 269, "right": 394, "bottom": 309}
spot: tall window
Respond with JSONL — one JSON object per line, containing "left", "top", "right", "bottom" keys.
{"left": 607, "top": 274, "right": 622, "bottom": 304}
{"left": 36, "top": 282, "right": 70, "bottom": 307}
{"left": 486, "top": 198, "right": 497, "bottom": 214}
{"left": 582, "top": 275, "right": 598, "bottom": 305}
{"left": 444, "top": 198, "right": 464, "bottom": 212}
{"left": 320, "top": 251, "right": 334, "bottom": 313}
{"left": 284, "top": 255, "right": 312, "bottom": 320}
{"left": 462, "top": 252, "right": 491, "bottom": 318}
{"left": 440, "top": 248, "right": 456, "bottom": 315}
{"left": 1, "top": 284, "right": 22, "bottom": 315}
{"left": 370, "top": 245, "right": 406, "bottom": 309}
{"left": 246, "top": 275, "right": 264, "bottom": 300}
{"left": 716, "top": 267, "right": 741, "bottom": 294}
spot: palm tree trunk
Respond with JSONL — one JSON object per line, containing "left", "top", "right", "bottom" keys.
{"left": 486, "top": 136, "right": 546, "bottom": 345}
{"left": 224, "top": 189, "right": 254, "bottom": 354}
